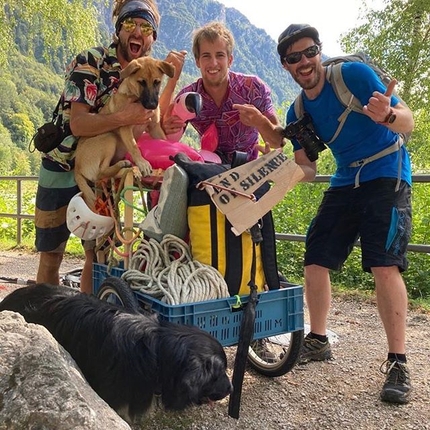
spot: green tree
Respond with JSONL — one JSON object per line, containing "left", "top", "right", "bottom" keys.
{"left": 0, "top": 0, "right": 104, "bottom": 66}
{"left": 408, "top": 108, "right": 430, "bottom": 170}
{"left": 0, "top": 54, "right": 59, "bottom": 174}
{"left": 0, "top": 78, "right": 19, "bottom": 121}
{"left": 341, "top": 0, "right": 430, "bottom": 171}
{"left": 341, "top": 0, "right": 430, "bottom": 111}
{"left": 11, "top": 150, "right": 32, "bottom": 176}
{"left": 8, "top": 113, "right": 35, "bottom": 150}
{"left": 0, "top": 124, "right": 14, "bottom": 175}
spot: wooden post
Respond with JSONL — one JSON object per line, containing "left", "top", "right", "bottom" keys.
{"left": 123, "top": 170, "right": 134, "bottom": 269}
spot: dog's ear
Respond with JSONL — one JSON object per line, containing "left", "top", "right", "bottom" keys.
{"left": 158, "top": 60, "right": 175, "bottom": 79}
{"left": 120, "top": 59, "right": 141, "bottom": 79}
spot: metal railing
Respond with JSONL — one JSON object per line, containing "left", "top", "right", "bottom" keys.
{"left": 1, "top": 174, "right": 430, "bottom": 253}
{"left": 274, "top": 174, "right": 430, "bottom": 253}
{"left": 0, "top": 176, "right": 38, "bottom": 244}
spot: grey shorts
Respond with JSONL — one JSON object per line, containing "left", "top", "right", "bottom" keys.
{"left": 304, "top": 178, "right": 411, "bottom": 273}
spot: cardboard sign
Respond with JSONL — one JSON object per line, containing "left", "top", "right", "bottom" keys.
{"left": 198, "top": 149, "right": 304, "bottom": 235}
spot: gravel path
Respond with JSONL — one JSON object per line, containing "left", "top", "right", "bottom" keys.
{"left": 0, "top": 249, "right": 84, "bottom": 286}
{"left": 1, "top": 249, "right": 429, "bottom": 429}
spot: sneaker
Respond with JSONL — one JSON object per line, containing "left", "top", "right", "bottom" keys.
{"left": 380, "top": 360, "right": 411, "bottom": 404}
{"left": 299, "top": 334, "right": 332, "bottom": 364}
{"left": 250, "top": 339, "right": 276, "bottom": 363}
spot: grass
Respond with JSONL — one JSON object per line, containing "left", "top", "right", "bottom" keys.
{"left": 0, "top": 236, "right": 85, "bottom": 258}
{"left": 331, "top": 284, "right": 430, "bottom": 313}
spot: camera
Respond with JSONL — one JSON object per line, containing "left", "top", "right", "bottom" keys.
{"left": 282, "top": 113, "right": 327, "bottom": 162}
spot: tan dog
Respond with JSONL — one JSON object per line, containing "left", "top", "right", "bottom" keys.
{"left": 74, "top": 56, "right": 175, "bottom": 211}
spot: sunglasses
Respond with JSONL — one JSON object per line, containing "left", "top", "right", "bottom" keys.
{"left": 121, "top": 18, "right": 153, "bottom": 36}
{"left": 282, "top": 45, "right": 320, "bottom": 65}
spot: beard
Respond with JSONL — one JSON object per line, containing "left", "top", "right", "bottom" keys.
{"left": 292, "top": 65, "right": 322, "bottom": 90}
{"left": 117, "top": 37, "right": 152, "bottom": 63}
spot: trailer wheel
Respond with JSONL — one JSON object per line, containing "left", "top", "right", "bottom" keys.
{"left": 96, "top": 276, "right": 139, "bottom": 313}
{"left": 247, "top": 330, "right": 304, "bottom": 377}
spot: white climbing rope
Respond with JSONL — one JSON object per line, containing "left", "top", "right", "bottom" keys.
{"left": 121, "top": 234, "right": 230, "bottom": 304}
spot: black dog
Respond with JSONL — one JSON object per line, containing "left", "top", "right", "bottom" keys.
{"left": 0, "top": 284, "right": 232, "bottom": 422}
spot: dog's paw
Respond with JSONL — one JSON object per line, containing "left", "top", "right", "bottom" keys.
{"left": 136, "top": 159, "right": 153, "bottom": 177}
{"left": 132, "top": 166, "right": 142, "bottom": 179}
{"left": 121, "top": 160, "right": 133, "bottom": 168}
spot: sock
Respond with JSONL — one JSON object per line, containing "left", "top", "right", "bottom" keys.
{"left": 308, "top": 332, "right": 328, "bottom": 343}
{"left": 388, "top": 353, "right": 407, "bottom": 363}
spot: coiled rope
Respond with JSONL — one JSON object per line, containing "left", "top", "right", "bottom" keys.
{"left": 122, "top": 234, "right": 230, "bottom": 304}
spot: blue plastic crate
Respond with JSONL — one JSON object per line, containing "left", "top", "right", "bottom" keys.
{"left": 93, "top": 263, "right": 304, "bottom": 347}
{"left": 92, "top": 262, "right": 125, "bottom": 291}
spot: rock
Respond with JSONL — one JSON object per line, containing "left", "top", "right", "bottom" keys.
{"left": 0, "top": 311, "right": 130, "bottom": 430}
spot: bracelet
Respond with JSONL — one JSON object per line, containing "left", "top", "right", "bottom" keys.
{"left": 377, "top": 108, "right": 396, "bottom": 125}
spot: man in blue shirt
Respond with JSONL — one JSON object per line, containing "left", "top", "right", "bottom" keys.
{"left": 277, "top": 24, "right": 414, "bottom": 404}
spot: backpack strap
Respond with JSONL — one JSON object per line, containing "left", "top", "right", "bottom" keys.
{"left": 51, "top": 97, "right": 62, "bottom": 121}
{"left": 293, "top": 63, "right": 362, "bottom": 145}
{"left": 259, "top": 210, "right": 280, "bottom": 290}
{"left": 324, "top": 63, "right": 364, "bottom": 144}
{"left": 293, "top": 92, "right": 304, "bottom": 119}
{"left": 349, "top": 136, "right": 404, "bottom": 190}
{"left": 325, "top": 60, "right": 365, "bottom": 114}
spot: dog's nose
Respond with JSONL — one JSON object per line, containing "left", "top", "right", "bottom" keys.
{"left": 143, "top": 100, "right": 158, "bottom": 110}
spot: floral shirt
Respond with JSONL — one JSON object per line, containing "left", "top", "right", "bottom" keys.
{"left": 44, "top": 44, "right": 121, "bottom": 170}
{"left": 178, "top": 71, "right": 276, "bottom": 163}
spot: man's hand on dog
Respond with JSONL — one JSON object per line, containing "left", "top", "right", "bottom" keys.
{"left": 118, "top": 103, "right": 156, "bottom": 126}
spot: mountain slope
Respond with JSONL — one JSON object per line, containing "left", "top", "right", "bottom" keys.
{"left": 158, "top": 0, "right": 299, "bottom": 106}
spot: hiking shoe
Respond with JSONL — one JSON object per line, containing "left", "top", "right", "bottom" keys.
{"left": 380, "top": 360, "right": 411, "bottom": 404}
{"left": 250, "top": 339, "right": 276, "bottom": 363}
{"left": 299, "top": 334, "right": 332, "bottom": 364}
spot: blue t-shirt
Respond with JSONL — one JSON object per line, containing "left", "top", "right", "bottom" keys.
{"left": 286, "top": 62, "right": 411, "bottom": 187}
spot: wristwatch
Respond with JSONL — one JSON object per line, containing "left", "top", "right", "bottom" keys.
{"left": 378, "top": 108, "right": 397, "bottom": 125}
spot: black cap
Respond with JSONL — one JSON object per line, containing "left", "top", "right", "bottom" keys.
{"left": 277, "top": 24, "right": 320, "bottom": 58}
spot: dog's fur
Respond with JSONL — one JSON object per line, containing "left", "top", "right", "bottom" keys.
{"left": 0, "top": 284, "right": 232, "bottom": 423}
{"left": 74, "top": 56, "right": 175, "bottom": 210}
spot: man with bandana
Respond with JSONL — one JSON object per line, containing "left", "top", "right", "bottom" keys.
{"left": 35, "top": 0, "right": 186, "bottom": 294}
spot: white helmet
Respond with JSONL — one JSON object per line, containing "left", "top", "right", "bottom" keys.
{"left": 66, "top": 192, "right": 114, "bottom": 241}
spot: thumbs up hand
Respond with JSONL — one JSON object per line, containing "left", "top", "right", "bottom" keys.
{"left": 383, "top": 79, "right": 397, "bottom": 98}
{"left": 363, "top": 78, "right": 397, "bottom": 123}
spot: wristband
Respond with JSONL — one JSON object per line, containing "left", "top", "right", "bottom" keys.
{"left": 377, "top": 108, "right": 396, "bottom": 125}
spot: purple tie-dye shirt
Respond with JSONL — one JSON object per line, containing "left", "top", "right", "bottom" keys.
{"left": 178, "top": 71, "right": 276, "bottom": 162}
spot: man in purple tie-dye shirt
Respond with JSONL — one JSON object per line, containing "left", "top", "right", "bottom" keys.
{"left": 164, "top": 21, "right": 285, "bottom": 163}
